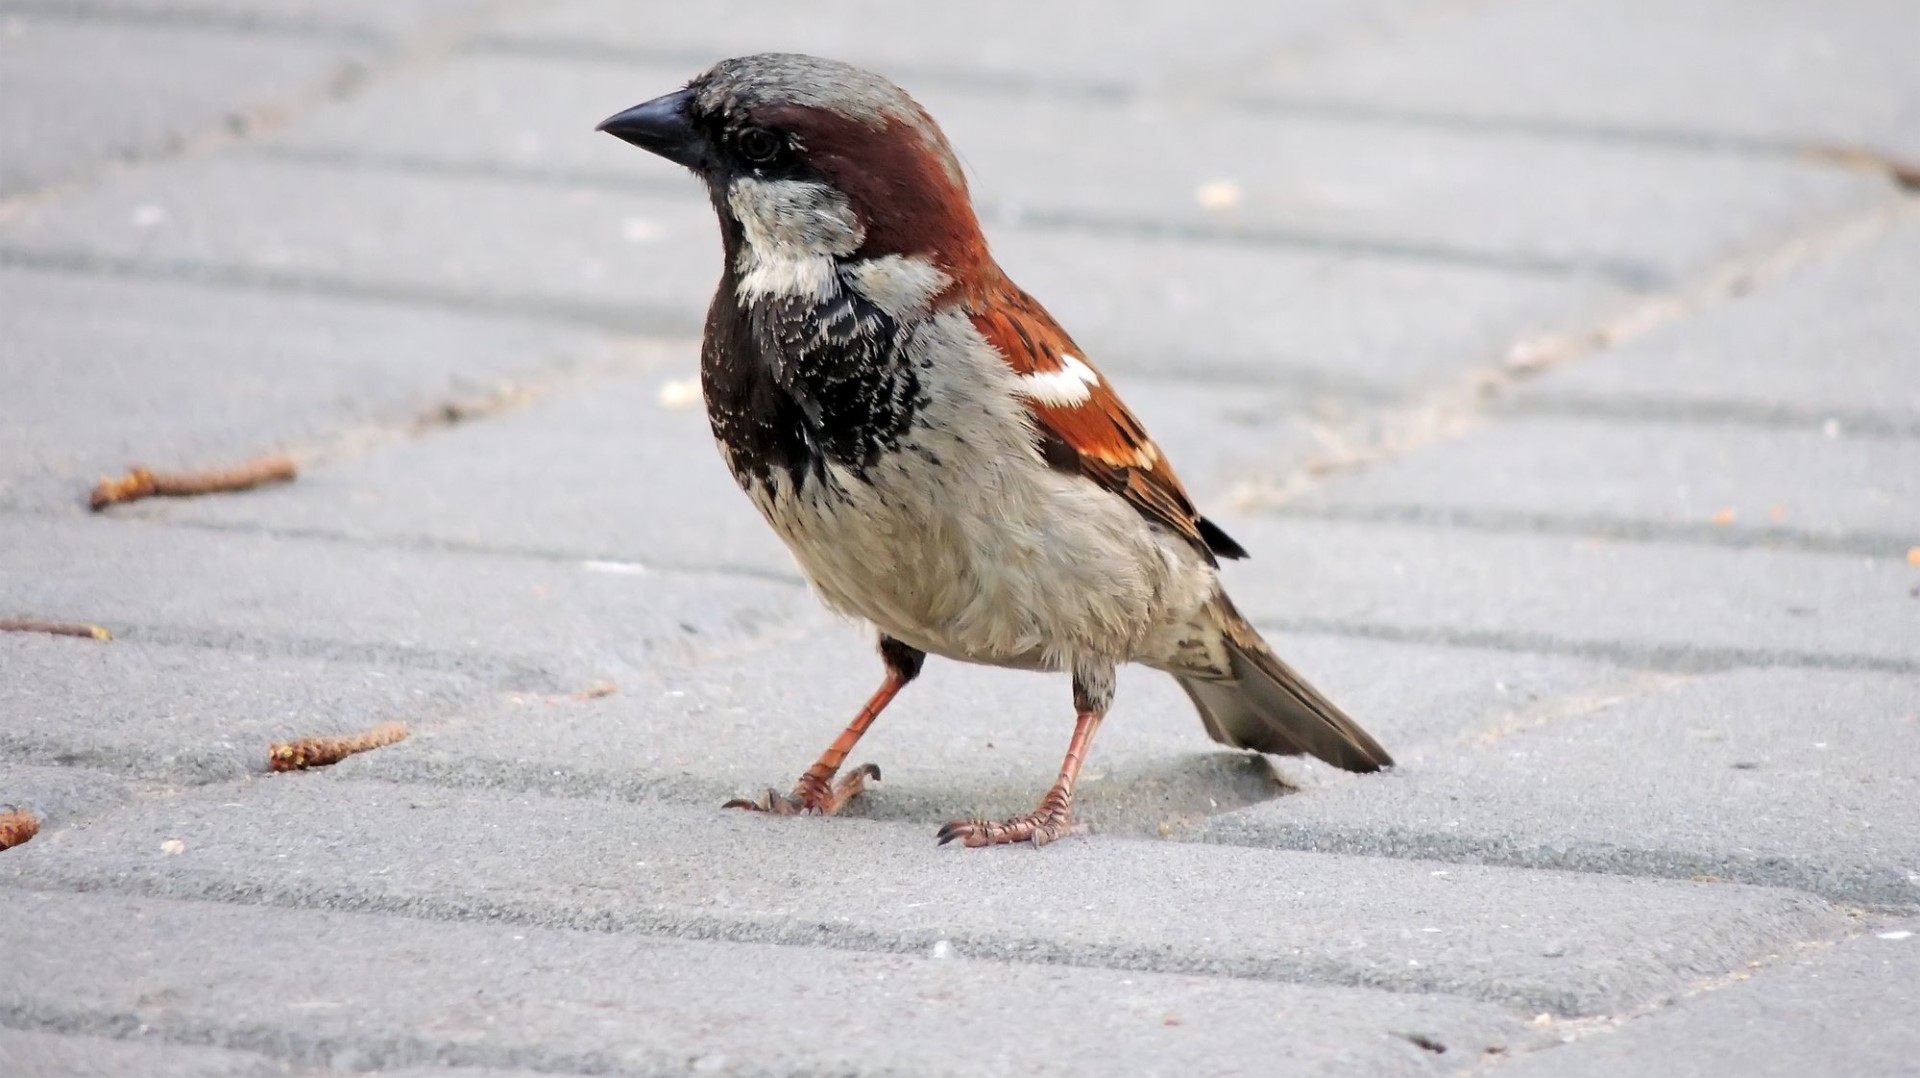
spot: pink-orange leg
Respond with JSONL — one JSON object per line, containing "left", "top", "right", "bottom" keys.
{"left": 724, "top": 638, "right": 921, "bottom": 816}
{"left": 937, "top": 707, "right": 1105, "bottom": 847}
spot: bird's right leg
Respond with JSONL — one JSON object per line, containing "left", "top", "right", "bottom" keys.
{"left": 724, "top": 635, "right": 924, "bottom": 816}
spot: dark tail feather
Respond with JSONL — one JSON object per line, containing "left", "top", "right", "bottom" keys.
{"left": 1175, "top": 600, "right": 1393, "bottom": 773}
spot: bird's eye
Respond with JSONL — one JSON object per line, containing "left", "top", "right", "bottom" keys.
{"left": 736, "top": 126, "right": 784, "bottom": 165}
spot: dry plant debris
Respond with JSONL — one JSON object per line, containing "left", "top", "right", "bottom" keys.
{"left": 268, "top": 722, "right": 409, "bottom": 772}
{"left": 0, "top": 618, "right": 111, "bottom": 640}
{"left": 89, "top": 453, "right": 297, "bottom": 510}
{"left": 0, "top": 810, "right": 42, "bottom": 850}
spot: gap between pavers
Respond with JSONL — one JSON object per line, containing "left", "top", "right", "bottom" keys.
{"left": 1214, "top": 514, "right": 1918, "bottom": 673}
{"left": 1494, "top": 919, "right": 1920, "bottom": 1078}
{"left": 0, "top": 263, "right": 662, "bottom": 515}
{"left": 0, "top": 514, "right": 819, "bottom": 693}
{"left": 0, "top": 634, "right": 485, "bottom": 785}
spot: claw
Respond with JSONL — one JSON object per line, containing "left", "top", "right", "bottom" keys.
{"left": 935, "top": 807, "right": 1085, "bottom": 848}
{"left": 724, "top": 764, "right": 880, "bottom": 817}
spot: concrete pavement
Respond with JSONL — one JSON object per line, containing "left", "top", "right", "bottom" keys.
{"left": 2, "top": 1, "right": 1918, "bottom": 1074}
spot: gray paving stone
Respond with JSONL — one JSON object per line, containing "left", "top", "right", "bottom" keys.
{"left": 1523, "top": 212, "right": 1920, "bottom": 434}
{"left": 0, "top": 515, "right": 816, "bottom": 689}
{"left": 1248, "top": 0, "right": 1920, "bottom": 160}
{"left": 0, "top": 151, "right": 1585, "bottom": 391}
{"left": 0, "top": 264, "right": 644, "bottom": 512}
{"left": 1, "top": 634, "right": 481, "bottom": 784}
{"left": 1212, "top": 515, "right": 1920, "bottom": 671}
{"left": 36, "top": 0, "right": 490, "bottom": 38}
{"left": 0, "top": 155, "right": 718, "bottom": 336}
{"left": 1199, "top": 668, "right": 1920, "bottom": 907}
{"left": 0, "top": 890, "right": 1540, "bottom": 1077}
{"left": 0, "top": 763, "right": 133, "bottom": 830}
{"left": 0, "top": 1030, "right": 293, "bottom": 1078}
{"left": 1292, "top": 412, "right": 1920, "bottom": 555}
{"left": 473, "top": 0, "right": 1434, "bottom": 90}
{"left": 0, "top": 779, "right": 1854, "bottom": 1017}
{"left": 0, "top": 14, "right": 366, "bottom": 197}
{"left": 1500, "top": 921, "right": 1920, "bottom": 1078}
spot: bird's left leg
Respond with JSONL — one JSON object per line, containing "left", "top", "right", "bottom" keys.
{"left": 936, "top": 660, "right": 1112, "bottom": 848}
{"left": 725, "top": 635, "right": 924, "bottom": 816}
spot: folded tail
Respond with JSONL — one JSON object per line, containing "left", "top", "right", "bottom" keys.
{"left": 1173, "top": 596, "right": 1392, "bottom": 773}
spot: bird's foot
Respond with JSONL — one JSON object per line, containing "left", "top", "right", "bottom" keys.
{"left": 723, "top": 763, "right": 880, "bottom": 816}
{"left": 936, "top": 800, "right": 1086, "bottom": 848}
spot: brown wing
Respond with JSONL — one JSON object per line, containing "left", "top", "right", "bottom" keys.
{"left": 969, "top": 282, "right": 1246, "bottom": 564}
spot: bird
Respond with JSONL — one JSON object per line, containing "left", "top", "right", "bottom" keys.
{"left": 597, "top": 53, "right": 1392, "bottom": 848}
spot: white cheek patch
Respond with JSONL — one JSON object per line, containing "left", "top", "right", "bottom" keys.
{"left": 1017, "top": 353, "right": 1099, "bottom": 407}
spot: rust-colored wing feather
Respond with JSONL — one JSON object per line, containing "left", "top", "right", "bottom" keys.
{"left": 968, "top": 283, "right": 1246, "bottom": 563}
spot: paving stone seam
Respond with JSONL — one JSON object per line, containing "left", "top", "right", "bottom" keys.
{"left": 0, "top": 622, "right": 578, "bottom": 686}
{"left": 3, "top": 0, "right": 395, "bottom": 43}
{"left": 0, "top": 0, "right": 540, "bottom": 217}
{"left": 1193, "top": 824, "right": 1919, "bottom": 911}
{"left": 1226, "top": 195, "right": 1917, "bottom": 513}
{"left": 455, "top": 34, "right": 1913, "bottom": 175}
{"left": 0, "top": 245, "right": 705, "bottom": 337}
{"left": 0, "top": 998, "right": 658, "bottom": 1078}
{"left": 1250, "top": 617, "right": 1920, "bottom": 677}
{"left": 1266, "top": 502, "right": 1920, "bottom": 561}
{"left": 1459, "top": 935, "right": 1855, "bottom": 1071}
{"left": 1510, "top": 394, "right": 1920, "bottom": 440}
{"left": 0, "top": 870, "right": 1784, "bottom": 1017}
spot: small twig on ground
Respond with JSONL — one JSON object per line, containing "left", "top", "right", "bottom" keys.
{"left": 268, "top": 722, "right": 409, "bottom": 772}
{"left": 89, "top": 453, "right": 298, "bottom": 510}
{"left": 0, "top": 810, "right": 41, "bottom": 850}
{"left": 571, "top": 682, "right": 619, "bottom": 700}
{"left": 0, "top": 617, "right": 111, "bottom": 640}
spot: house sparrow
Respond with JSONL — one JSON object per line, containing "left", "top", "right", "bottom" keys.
{"left": 598, "top": 54, "right": 1391, "bottom": 847}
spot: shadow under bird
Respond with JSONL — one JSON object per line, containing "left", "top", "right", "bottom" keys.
{"left": 598, "top": 53, "right": 1392, "bottom": 847}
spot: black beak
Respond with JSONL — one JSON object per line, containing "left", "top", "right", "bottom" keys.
{"left": 597, "top": 88, "right": 706, "bottom": 170}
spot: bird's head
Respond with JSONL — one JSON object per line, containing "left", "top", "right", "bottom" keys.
{"left": 599, "top": 53, "right": 988, "bottom": 307}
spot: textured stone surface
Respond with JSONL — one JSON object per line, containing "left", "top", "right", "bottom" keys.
{"left": 0, "top": 889, "right": 1540, "bottom": 1076}
{"left": 474, "top": 0, "right": 1437, "bottom": 89}
{"left": 0, "top": 514, "right": 815, "bottom": 688}
{"left": 1500, "top": 922, "right": 1920, "bottom": 1078}
{"left": 1199, "top": 668, "right": 1920, "bottom": 906}
{"left": 0, "top": 263, "right": 645, "bottom": 513}
{"left": 1215, "top": 515, "right": 1918, "bottom": 671}
{"left": 1523, "top": 212, "right": 1920, "bottom": 434}
{"left": 1247, "top": 0, "right": 1920, "bottom": 159}
{"left": 1292, "top": 412, "right": 1920, "bottom": 553}
{"left": 0, "top": 634, "right": 480, "bottom": 785}
{"left": 0, "top": 13, "right": 365, "bottom": 197}
{"left": 0, "top": 781, "right": 1853, "bottom": 1018}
